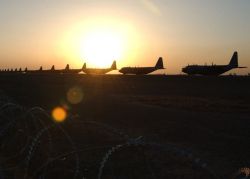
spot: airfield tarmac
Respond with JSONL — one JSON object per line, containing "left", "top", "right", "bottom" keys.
{"left": 0, "top": 74, "right": 250, "bottom": 178}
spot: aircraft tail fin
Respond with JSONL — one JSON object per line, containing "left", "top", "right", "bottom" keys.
{"left": 111, "top": 61, "right": 117, "bottom": 70}
{"left": 82, "top": 63, "right": 86, "bottom": 70}
{"left": 39, "top": 66, "right": 43, "bottom": 71}
{"left": 155, "top": 57, "right": 164, "bottom": 69}
{"left": 228, "top": 51, "right": 238, "bottom": 68}
{"left": 51, "top": 65, "right": 55, "bottom": 70}
{"left": 65, "top": 64, "right": 69, "bottom": 70}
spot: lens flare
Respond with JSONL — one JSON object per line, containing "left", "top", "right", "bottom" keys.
{"left": 52, "top": 107, "right": 67, "bottom": 122}
{"left": 67, "top": 87, "right": 84, "bottom": 104}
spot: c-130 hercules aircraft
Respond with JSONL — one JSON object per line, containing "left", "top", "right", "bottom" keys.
{"left": 119, "top": 57, "right": 164, "bottom": 75}
{"left": 182, "top": 51, "right": 246, "bottom": 76}
{"left": 24, "top": 64, "right": 84, "bottom": 74}
{"left": 82, "top": 60, "right": 117, "bottom": 75}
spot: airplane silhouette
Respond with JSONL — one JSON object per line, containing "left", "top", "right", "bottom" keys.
{"left": 182, "top": 51, "right": 247, "bottom": 76}
{"left": 62, "top": 64, "right": 85, "bottom": 74}
{"left": 119, "top": 57, "right": 164, "bottom": 75}
{"left": 0, "top": 68, "right": 22, "bottom": 74}
{"left": 24, "top": 64, "right": 84, "bottom": 74}
{"left": 25, "top": 66, "right": 43, "bottom": 74}
{"left": 82, "top": 61, "right": 117, "bottom": 75}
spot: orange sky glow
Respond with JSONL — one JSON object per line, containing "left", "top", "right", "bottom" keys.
{"left": 0, "top": 0, "right": 250, "bottom": 74}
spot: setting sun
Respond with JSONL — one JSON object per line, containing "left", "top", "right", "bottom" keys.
{"left": 56, "top": 17, "right": 141, "bottom": 68}
{"left": 80, "top": 29, "right": 124, "bottom": 67}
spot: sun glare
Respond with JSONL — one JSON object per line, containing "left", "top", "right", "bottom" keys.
{"left": 57, "top": 17, "right": 140, "bottom": 68}
{"left": 80, "top": 29, "right": 124, "bottom": 68}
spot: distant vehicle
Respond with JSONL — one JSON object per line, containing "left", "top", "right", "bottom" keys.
{"left": 119, "top": 57, "right": 164, "bottom": 75}
{"left": 182, "top": 51, "right": 247, "bottom": 76}
{"left": 82, "top": 61, "right": 117, "bottom": 75}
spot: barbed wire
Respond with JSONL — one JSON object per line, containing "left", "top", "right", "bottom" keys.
{"left": 0, "top": 93, "right": 248, "bottom": 179}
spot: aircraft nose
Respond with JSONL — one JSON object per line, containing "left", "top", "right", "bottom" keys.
{"left": 118, "top": 69, "right": 123, "bottom": 73}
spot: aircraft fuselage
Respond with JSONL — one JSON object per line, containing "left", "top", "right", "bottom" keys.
{"left": 119, "top": 67, "right": 157, "bottom": 75}
{"left": 182, "top": 65, "right": 233, "bottom": 76}
{"left": 82, "top": 68, "right": 113, "bottom": 75}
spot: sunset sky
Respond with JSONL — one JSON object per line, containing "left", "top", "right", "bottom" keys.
{"left": 0, "top": 0, "right": 249, "bottom": 74}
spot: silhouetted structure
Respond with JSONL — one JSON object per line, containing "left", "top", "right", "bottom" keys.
{"left": 24, "top": 64, "right": 85, "bottom": 74}
{"left": 25, "top": 66, "right": 43, "bottom": 74}
{"left": 119, "top": 57, "right": 164, "bottom": 75}
{"left": 82, "top": 61, "right": 117, "bottom": 75}
{"left": 62, "top": 64, "right": 85, "bottom": 74}
{"left": 182, "top": 52, "right": 247, "bottom": 76}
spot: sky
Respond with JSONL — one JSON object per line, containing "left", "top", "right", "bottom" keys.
{"left": 0, "top": 0, "right": 250, "bottom": 74}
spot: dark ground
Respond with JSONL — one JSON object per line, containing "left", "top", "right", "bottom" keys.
{"left": 0, "top": 74, "right": 250, "bottom": 179}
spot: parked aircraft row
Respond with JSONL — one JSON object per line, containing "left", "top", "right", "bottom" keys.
{"left": 0, "top": 52, "right": 247, "bottom": 76}
{"left": 0, "top": 57, "right": 164, "bottom": 75}
{"left": 0, "top": 62, "right": 117, "bottom": 75}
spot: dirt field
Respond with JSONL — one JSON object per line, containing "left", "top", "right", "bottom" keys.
{"left": 0, "top": 74, "right": 250, "bottom": 179}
